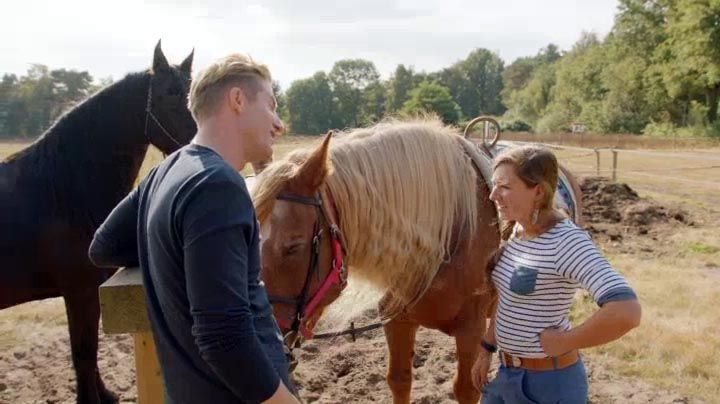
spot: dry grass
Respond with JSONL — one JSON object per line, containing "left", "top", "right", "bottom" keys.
{"left": 551, "top": 148, "right": 720, "bottom": 211}
{"left": 571, "top": 223, "right": 720, "bottom": 403}
{"left": 2, "top": 133, "right": 719, "bottom": 402}
{"left": 498, "top": 131, "right": 720, "bottom": 150}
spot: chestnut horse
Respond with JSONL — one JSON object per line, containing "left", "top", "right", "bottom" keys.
{"left": 254, "top": 119, "right": 500, "bottom": 403}
{"left": 252, "top": 119, "right": 584, "bottom": 403}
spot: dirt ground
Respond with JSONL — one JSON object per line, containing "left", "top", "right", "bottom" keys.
{"left": 0, "top": 177, "right": 704, "bottom": 403}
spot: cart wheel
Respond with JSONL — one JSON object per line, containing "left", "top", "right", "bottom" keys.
{"left": 463, "top": 116, "right": 501, "bottom": 148}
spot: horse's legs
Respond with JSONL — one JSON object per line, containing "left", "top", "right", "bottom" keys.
{"left": 383, "top": 318, "right": 420, "bottom": 404}
{"left": 63, "top": 285, "right": 118, "bottom": 404}
{"left": 452, "top": 298, "right": 487, "bottom": 404}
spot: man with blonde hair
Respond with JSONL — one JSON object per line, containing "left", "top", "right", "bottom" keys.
{"left": 89, "top": 54, "right": 297, "bottom": 403}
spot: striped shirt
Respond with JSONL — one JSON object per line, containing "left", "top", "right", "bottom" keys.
{"left": 492, "top": 219, "right": 636, "bottom": 358}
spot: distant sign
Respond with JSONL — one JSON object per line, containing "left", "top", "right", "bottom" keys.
{"left": 571, "top": 122, "right": 587, "bottom": 134}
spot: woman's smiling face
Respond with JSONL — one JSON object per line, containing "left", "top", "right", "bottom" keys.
{"left": 490, "top": 163, "right": 539, "bottom": 223}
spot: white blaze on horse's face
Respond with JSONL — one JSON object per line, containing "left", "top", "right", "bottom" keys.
{"left": 259, "top": 221, "right": 271, "bottom": 256}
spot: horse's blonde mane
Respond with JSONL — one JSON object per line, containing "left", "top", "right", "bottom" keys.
{"left": 253, "top": 118, "right": 479, "bottom": 317}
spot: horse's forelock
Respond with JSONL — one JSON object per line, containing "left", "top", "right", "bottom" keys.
{"left": 251, "top": 153, "right": 306, "bottom": 223}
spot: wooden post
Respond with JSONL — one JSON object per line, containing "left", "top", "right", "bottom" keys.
{"left": 99, "top": 267, "right": 165, "bottom": 404}
{"left": 134, "top": 332, "right": 165, "bottom": 404}
{"left": 612, "top": 149, "right": 618, "bottom": 181}
{"left": 594, "top": 149, "right": 600, "bottom": 176}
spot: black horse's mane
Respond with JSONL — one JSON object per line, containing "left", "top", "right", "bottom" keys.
{"left": 1, "top": 71, "right": 154, "bottom": 231}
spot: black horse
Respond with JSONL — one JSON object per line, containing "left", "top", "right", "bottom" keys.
{"left": 0, "top": 41, "right": 196, "bottom": 404}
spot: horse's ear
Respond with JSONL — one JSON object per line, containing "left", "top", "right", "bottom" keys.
{"left": 295, "top": 131, "right": 334, "bottom": 190}
{"left": 152, "top": 40, "right": 170, "bottom": 73}
{"left": 180, "top": 49, "right": 194, "bottom": 73}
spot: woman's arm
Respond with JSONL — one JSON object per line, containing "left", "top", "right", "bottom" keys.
{"left": 472, "top": 310, "right": 498, "bottom": 390}
{"left": 541, "top": 299, "right": 641, "bottom": 356}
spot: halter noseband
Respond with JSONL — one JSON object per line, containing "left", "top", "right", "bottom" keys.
{"left": 268, "top": 191, "right": 348, "bottom": 340}
{"left": 144, "top": 77, "right": 185, "bottom": 149}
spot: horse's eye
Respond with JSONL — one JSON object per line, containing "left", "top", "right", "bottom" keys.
{"left": 282, "top": 242, "right": 305, "bottom": 257}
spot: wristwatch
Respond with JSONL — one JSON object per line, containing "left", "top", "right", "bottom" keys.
{"left": 480, "top": 338, "right": 497, "bottom": 354}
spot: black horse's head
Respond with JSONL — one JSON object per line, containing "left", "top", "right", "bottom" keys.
{"left": 146, "top": 40, "right": 197, "bottom": 153}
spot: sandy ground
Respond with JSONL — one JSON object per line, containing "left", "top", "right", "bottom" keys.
{"left": 0, "top": 177, "right": 704, "bottom": 403}
{"left": 0, "top": 319, "right": 695, "bottom": 404}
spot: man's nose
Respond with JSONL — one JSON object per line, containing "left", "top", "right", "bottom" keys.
{"left": 273, "top": 116, "right": 285, "bottom": 135}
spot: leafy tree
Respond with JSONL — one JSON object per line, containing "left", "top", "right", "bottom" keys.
{"left": 438, "top": 48, "right": 505, "bottom": 119}
{"left": 361, "top": 81, "right": 387, "bottom": 125}
{"left": 658, "top": 0, "right": 720, "bottom": 123}
{"left": 387, "top": 64, "right": 419, "bottom": 113}
{"left": 329, "top": 59, "right": 381, "bottom": 127}
{"left": 285, "top": 72, "right": 338, "bottom": 135}
{"left": 401, "top": 81, "right": 461, "bottom": 124}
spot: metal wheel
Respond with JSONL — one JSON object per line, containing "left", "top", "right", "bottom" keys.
{"left": 463, "top": 116, "right": 501, "bottom": 148}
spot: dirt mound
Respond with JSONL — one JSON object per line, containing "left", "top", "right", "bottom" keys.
{"left": 580, "top": 177, "right": 690, "bottom": 241}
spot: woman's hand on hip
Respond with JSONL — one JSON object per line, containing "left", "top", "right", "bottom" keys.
{"left": 539, "top": 327, "right": 572, "bottom": 357}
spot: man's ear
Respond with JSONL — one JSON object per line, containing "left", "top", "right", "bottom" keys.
{"left": 228, "top": 86, "right": 246, "bottom": 114}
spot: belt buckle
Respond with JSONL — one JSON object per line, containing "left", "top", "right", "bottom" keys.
{"left": 511, "top": 355, "right": 522, "bottom": 367}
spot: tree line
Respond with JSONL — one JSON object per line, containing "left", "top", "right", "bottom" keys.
{"left": 279, "top": 0, "right": 720, "bottom": 138}
{"left": 2, "top": 0, "right": 719, "bottom": 139}
{"left": 0, "top": 65, "right": 110, "bottom": 139}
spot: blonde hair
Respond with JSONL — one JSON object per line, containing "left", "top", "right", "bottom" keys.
{"left": 253, "top": 118, "right": 479, "bottom": 317}
{"left": 493, "top": 145, "right": 558, "bottom": 211}
{"left": 188, "top": 53, "right": 271, "bottom": 121}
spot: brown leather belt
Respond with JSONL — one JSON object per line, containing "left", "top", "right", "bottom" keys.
{"left": 499, "top": 349, "right": 580, "bottom": 371}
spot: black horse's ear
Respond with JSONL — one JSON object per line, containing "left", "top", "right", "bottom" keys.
{"left": 153, "top": 40, "right": 170, "bottom": 73}
{"left": 180, "top": 48, "right": 194, "bottom": 73}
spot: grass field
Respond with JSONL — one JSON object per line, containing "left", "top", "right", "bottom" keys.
{"left": 2, "top": 133, "right": 719, "bottom": 402}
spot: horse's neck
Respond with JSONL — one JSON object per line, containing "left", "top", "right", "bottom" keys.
{"left": 32, "top": 73, "right": 152, "bottom": 227}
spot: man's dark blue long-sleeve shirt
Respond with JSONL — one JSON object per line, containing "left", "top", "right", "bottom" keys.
{"left": 89, "top": 144, "right": 290, "bottom": 403}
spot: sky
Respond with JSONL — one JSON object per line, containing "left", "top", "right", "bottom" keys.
{"left": 2, "top": 0, "right": 620, "bottom": 88}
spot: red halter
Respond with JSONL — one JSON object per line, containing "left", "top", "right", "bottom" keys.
{"left": 269, "top": 190, "right": 348, "bottom": 340}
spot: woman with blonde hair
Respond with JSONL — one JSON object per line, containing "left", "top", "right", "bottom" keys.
{"left": 472, "top": 145, "right": 641, "bottom": 403}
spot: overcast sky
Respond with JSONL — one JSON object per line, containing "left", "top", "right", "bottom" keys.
{"left": 2, "top": 0, "right": 619, "bottom": 88}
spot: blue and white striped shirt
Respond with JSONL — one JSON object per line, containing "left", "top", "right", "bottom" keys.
{"left": 492, "top": 219, "right": 636, "bottom": 358}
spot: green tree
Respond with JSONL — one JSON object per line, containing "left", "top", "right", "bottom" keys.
{"left": 329, "top": 59, "right": 381, "bottom": 127}
{"left": 538, "top": 33, "right": 610, "bottom": 132}
{"left": 387, "top": 64, "right": 419, "bottom": 113}
{"left": 438, "top": 48, "right": 505, "bottom": 119}
{"left": 19, "top": 64, "right": 54, "bottom": 137}
{"left": 658, "top": 0, "right": 720, "bottom": 123}
{"left": 504, "top": 63, "right": 557, "bottom": 125}
{"left": 0, "top": 65, "right": 97, "bottom": 138}
{"left": 0, "top": 74, "right": 24, "bottom": 138}
{"left": 502, "top": 44, "right": 563, "bottom": 126}
{"left": 48, "top": 68, "right": 94, "bottom": 118}
{"left": 401, "top": 81, "right": 461, "bottom": 124}
{"left": 285, "top": 72, "right": 338, "bottom": 135}
{"left": 361, "top": 81, "right": 387, "bottom": 125}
